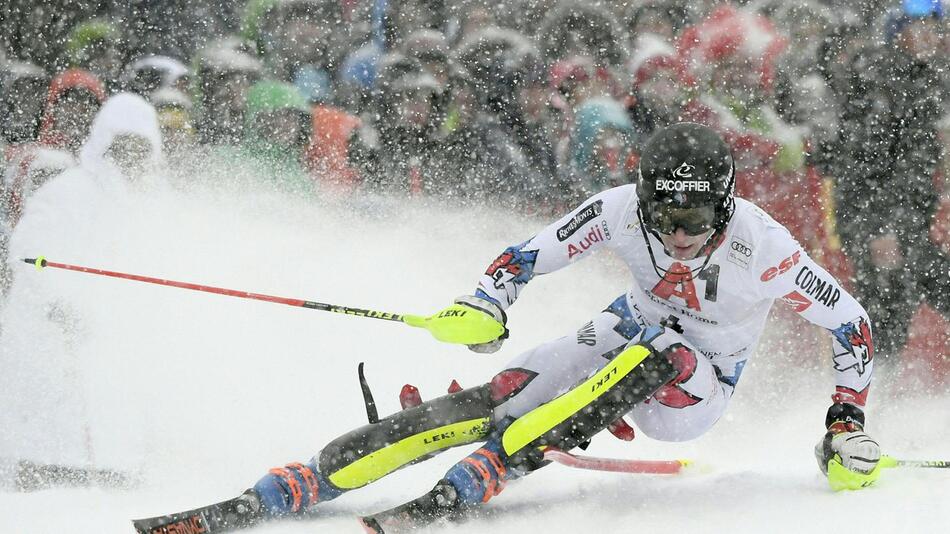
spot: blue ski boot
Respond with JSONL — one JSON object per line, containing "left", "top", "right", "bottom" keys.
{"left": 252, "top": 460, "right": 343, "bottom": 517}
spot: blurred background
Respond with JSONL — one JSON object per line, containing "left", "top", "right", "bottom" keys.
{"left": 5, "top": 0, "right": 942, "bottom": 374}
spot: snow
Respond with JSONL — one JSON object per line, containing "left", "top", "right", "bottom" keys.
{"left": 0, "top": 180, "right": 947, "bottom": 533}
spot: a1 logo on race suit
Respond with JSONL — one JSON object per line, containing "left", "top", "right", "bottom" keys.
{"left": 832, "top": 317, "right": 874, "bottom": 376}
{"left": 651, "top": 263, "right": 721, "bottom": 312}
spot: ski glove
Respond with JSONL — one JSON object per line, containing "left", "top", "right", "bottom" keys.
{"left": 453, "top": 295, "right": 508, "bottom": 353}
{"left": 814, "top": 403, "right": 881, "bottom": 491}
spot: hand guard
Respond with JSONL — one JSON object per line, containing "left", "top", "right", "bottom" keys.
{"left": 413, "top": 295, "right": 508, "bottom": 350}
{"left": 454, "top": 295, "right": 508, "bottom": 353}
{"left": 814, "top": 403, "right": 882, "bottom": 491}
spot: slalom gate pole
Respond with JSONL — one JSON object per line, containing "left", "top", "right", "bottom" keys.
{"left": 542, "top": 448, "right": 690, "bottom": 475}
{"left": 23, "top": 256, "right": 409, "bottom": 322}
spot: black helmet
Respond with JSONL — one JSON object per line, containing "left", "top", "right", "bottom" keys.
{"left": 637, "top": 122, "right": 735, "bottom": 236}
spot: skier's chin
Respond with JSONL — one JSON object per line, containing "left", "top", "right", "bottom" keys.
{"left": 667, "top": 244, "right": 701, "bottom": 260}
{"left": 659, "top": 231, "right": 712, "bottom": 260}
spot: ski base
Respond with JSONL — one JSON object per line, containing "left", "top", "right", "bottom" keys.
{"left": 132, "top": 489, "right": 264, "bottom": 534}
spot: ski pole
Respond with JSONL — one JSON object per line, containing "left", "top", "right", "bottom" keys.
{"left": 880, "top": 456, "right": 950, "bottom": 469}
{"left": 22, "top": 257, "right": 504, "bottom": 345}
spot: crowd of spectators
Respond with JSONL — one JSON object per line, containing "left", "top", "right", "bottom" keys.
{"left": 1, "top": 0, "right": 949, "bottom": 369}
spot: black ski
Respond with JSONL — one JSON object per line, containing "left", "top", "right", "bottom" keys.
{"left": 132, "top": 489, "right": 264, "bottom": 534}
{"left": 359, "top": 479, "right": 464, "bottom": 533}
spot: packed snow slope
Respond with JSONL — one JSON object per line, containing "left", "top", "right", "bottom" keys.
{"left": 0, "top": 180, "right": 947, "bottom": 533}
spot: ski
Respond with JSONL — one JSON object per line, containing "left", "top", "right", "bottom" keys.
{"left": 132, "top": 450, "right": 694, "bottom": 534}
{"left": 357, "top": 449, "right": 692, "bottom": 533}
{"left": 132, "top": 489, "right": 264, "bottom": 534}
{"left": 359, "top": 479, "right": 463, "bottom": 534}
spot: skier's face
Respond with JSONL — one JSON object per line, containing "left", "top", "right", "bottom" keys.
{"left": 659, "top": 227, "right": 714, "bottom": 260}
{"left": 209, "top": 72, "right": 256, "bottom": 116}
{"left": 3, "top": 78, "right": 47, "bottom": 142}
{"left": 900, "top": 18, "right": 945, "bottom": 62}
{"left": 638, "top": 70, "right": 682, "bottom": 121}
{"left": 254, "top": 109, "right": 311, "bottom": 150}
{"left": 590, "top": 130, "right": 631, "bottom": 185}
{"left": 395, "top": 91, "right": 432, "bottom": 130}
{"left": 51, "top": 89, "right": 101, "bottom": 150}
{"left": 632, "top": 8, "right": 675, "bottom": 40}
{"left": 517, "top": 84, "right": 554, "bottom": 125}
{"left": 85, "top": 41, "right": 123, "bottom": 86}
{"left": 712, "top": 57, "right": 762, "bottom": 105}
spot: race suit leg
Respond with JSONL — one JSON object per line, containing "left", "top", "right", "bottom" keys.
{"left": 627, "top": 328, "right": 733, "bottom": 442}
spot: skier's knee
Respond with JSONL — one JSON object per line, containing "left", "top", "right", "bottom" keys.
{"left": 630, "top": 328, "right": 729, "bottom": 442}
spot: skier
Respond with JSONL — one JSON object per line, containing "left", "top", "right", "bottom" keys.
{"left": 134, "top": 123, "right": 880, "bottom": 533}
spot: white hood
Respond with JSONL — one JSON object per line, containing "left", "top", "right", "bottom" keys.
{"left": 79, "top": 92, "right": 164, "bottom": 173}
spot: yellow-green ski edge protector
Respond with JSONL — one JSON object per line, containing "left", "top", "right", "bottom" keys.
{"left": 826, "top": 456, "right": 883, "bottom": 491}
{"left": 328, "top": 417, "right": 490, "bottom": 490}
{"left": 501, "top": 344, "right": 651, "bottom": 456}
{"left": 34, "top": 256, "right": 46, "bottom": 270}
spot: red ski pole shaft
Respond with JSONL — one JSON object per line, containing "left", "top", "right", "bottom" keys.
{"left": 22, "top": 256, "right": 407, "bottom": 322}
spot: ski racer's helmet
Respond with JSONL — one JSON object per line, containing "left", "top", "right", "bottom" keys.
{"left": 636, "top": 122, "right": 735, "bottom": 236}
